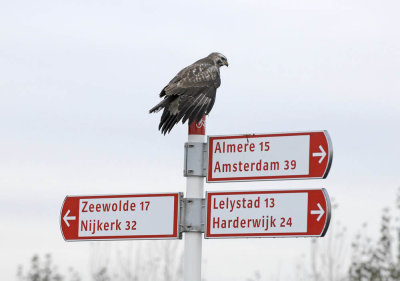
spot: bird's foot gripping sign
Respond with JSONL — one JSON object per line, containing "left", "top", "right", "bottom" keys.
{"left": 206, "top": 189, "right": 330, "bottom": 238}
{"left": 207, "top": 131, "right": 332, "bottom": 182}
{"left": 60, "top": 193, "right": 181, "bottom": 241}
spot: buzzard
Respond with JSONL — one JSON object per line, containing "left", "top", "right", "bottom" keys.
{"left": 149, "top": 52, "right": 228, "bottom": 134}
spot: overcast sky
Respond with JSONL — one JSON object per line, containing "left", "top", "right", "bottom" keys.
{"left": 1, "top": 0, "right": 399, "bottom": 280}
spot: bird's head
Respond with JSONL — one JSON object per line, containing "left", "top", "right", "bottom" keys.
{"left": 209, "top": 52, "right": 229, "bottom": 67}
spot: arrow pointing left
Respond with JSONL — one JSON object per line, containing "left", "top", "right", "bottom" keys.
{"left": 63, "top": 210, "right": 76, "bottom": 227}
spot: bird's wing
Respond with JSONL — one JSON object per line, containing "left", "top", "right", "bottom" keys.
{"left": 178, "top": 86, "right": 217, "bottom": 125}
{"left": 176, "top": 62, "right": 220, "bottom": 123}
{"left": 158, "top": 86, "right": 217, "bottom": 134}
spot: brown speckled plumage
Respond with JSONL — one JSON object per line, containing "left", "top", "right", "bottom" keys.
{"left": 149, "top": 52, "right": 228, "bottom": 134}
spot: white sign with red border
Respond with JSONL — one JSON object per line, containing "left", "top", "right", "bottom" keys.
{"left": 207, "top": 131, "right": 332, "bottom": 182}
{"left": 60, "top": 193, "right": 181, "bottom": 241}
{"left": 206, "top": 189, "right": 330, "bottom": 238}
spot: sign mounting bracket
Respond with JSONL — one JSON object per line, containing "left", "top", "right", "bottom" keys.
{"left": 180, "top": 198, "right": 206, "bottom": 233}
{"left": 184, "top": 142, "right": 208, "bottom": 177}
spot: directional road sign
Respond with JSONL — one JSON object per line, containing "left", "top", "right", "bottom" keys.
{"left": 207, "top": 131, "right": 332, "bottom": 182}
{"left": 60, "top": 193, "right": 181, "bottom": 241}
{"left": 206, "top": 189, "right": 330, "bottom": 238}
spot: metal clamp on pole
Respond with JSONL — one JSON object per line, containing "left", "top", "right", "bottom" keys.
{"left": 180, "top": 198, "right": 205, "bottom": 233}
{"left": 183, "top": 142, "right": 208, "bottom": 177}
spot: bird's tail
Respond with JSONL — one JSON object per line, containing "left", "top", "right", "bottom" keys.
{"left": 150, "top": 97, "right": 180, "bottom": 134}
{"left": 159, "top": 109, "right": 179, "bottom": 135}
{"left": 149, "top": 99, "right": 169, "bottom": 113}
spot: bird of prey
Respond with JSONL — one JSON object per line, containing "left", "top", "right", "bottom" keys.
{"left": 149, "top": 52, "right": 228, "bottom": 134}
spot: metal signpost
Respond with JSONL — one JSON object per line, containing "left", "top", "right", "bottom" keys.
{"left": 206, "top": 189, "right": 330, "bottom": 238}
{"left": 60, "top": 193, "right": 181, "bottom": 241}
{"left": 60, "top": 118, "right": 333, "bottom": 281}
{"left": 207, "top": 131, "right": 332, "bottom": 182}
{"left": 183, "top": 116, "right": 206, "bottom": 281}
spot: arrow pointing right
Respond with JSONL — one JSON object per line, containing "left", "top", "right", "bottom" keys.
{"left": 63, "top": 210, "right": 76, "bottom": 227}
{"left": 312, "top": 145, "right": 326, "bottom": 164}
{"left": 310, "top": 203, "right": 325, "bottom": 222}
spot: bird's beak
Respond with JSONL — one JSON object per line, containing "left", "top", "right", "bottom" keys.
{"left": 224, "top": 61, "right": 229, "bottom": 67}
